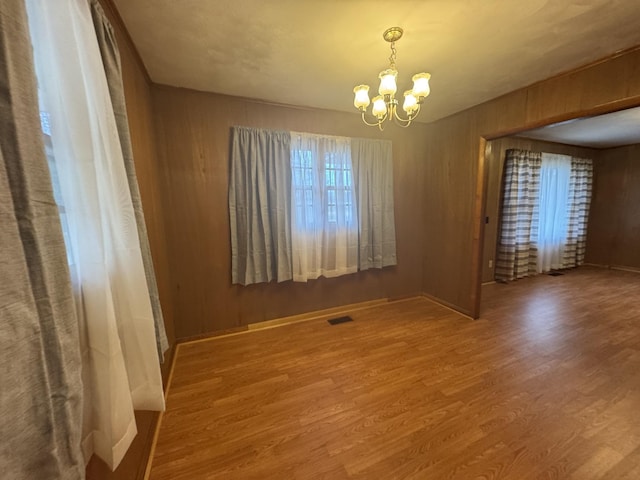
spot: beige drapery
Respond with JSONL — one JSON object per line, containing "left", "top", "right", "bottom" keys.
{"left": 0, "top": 1, "right": 84, "bottom": 477}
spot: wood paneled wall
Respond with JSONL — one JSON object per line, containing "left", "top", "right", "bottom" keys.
{"left": 152, "top": 46, "right": 640, "bottom": 331}
{"left": 87, "top": 2, "right": 175, "bottom": 480}
{"left": 151, "top": 86, "right": 429, "bottom": 338}
{"left": 482, "top": 137, "right": 597, "bottom": 283}
{"left": 84, "top": 2, "right": 640, "bottom": 472}
{"left": 586, "top": 143, "right": 640, "bottom": 270}
{"left": 422, "top": 47, "right": 640, "bottom": 316}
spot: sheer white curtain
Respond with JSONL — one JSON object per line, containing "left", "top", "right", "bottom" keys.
{"left": 535, "top": 153, "right": 571, "bottom": 273}
{"left": 27, "top": 0, "right": 164, "bottom": 470}
{"left": 291, "top": 133, "right": 358, "bottom": 281}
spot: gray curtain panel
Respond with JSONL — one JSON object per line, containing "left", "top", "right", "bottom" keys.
{"left": 563, "top": 157, "right": 593, "bottom": 268}
{"left": 229, "top": 126, "right": 293, "bottom": 284}
{"left": 351, "top": 137, "right": 397, "bottom": 270}
{"left": 495, "top": 149, "right": 542, "bottom": 282}
{"left": 0, "top": 1, "right": 84, "bottom": 478}
{"left": 89, "top": 0, "right": 169, "bottom": 362}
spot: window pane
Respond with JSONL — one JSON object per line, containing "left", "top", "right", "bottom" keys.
{"left": 328, "top": 205, "right": 337, "bottom": 223}
{"left": 290, "top": 136, "right": 360, "bottom": 239}
{"left": 345, "top": 191, "right": 353, "bottom": 223}
{"left": 328, "top": 189, "right": 336, "bottom": 205}
{"left": 326, "top": 168, "right": 335, "bottom": 187}
{"left": 344, "top": 169, "right": 352, "bottom": 186}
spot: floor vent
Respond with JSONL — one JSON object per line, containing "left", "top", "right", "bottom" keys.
{"left": 548, "top": 271, "right": 564, "bottom": 276}
{"left": 328, "top": 316, "right": 353, "bottom": 325}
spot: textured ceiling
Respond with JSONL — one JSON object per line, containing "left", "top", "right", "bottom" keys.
{"left": 520, "top": 106, "right": 640, "bottom": 148}
{"left": 113, "top": 0, "right": 640, "bottom": 123}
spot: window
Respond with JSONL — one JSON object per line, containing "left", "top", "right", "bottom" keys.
{"left": 495, "top": 149, "right": 593, "bottom": 282}
{"left": 290, "top": 133, "right": 358, "bottom": 281}
{"left": 291, "top": 147, "right": 355, "bottom": 228}
{"left": 28, "top": 0, "right": 168, "bottom": 469}
{"left": 229, "top": 126, "right": 397, "bottom": 285}
{"left": 324, "top": 154, "right": 354, "bottom": 224}
{"left": 291, "top": 149, "right": 316, "bottom": 227}
{"left": 40, "top": 108, "right": 74, "bottom": 266}
{"left": 535, "top": 153, "right": 571, "bottom": 272}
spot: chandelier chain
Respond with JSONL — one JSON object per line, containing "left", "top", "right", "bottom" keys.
{"left": 389, "top": 42, "right": 397, "bottom": 69}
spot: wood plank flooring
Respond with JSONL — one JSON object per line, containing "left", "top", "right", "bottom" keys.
{"left": 149, "top": 267, "right": 640, "bottom": 479}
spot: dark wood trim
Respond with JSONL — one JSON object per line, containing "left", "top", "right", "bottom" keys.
{"left": 587, "top": 263, "right": 640, "bottom": 274}
{"left": 513, "top": 135, "right": 617, "bottom": 151}
{"left": 483, "top": 96, "right": 640, "bottom": 140}
{"left": 137, "top": 345, "right": 176, "bottom": 480}
{"left": 173, "top": 298, "right": 393, "bottom": 346}
{"left": 421, "top": 293, "right": 473, "bottom": 319}
{"left": 470, "top": 137, "right": 488, "bottom": 319}
{"left": 142, "top": 344, "right": 179, "bottom": 480}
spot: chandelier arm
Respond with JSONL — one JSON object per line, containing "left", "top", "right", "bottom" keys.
{"left": 392, "top": 110, "right": 413, "bottom": 125}
{"left": 360, "top": 111, "right": 385, "bottom": 127}
{"left": 394, "top": 119, "right": 413, "bottom": 128}
{"left": 392, "top": 103, "right": 421, "bottom": 125}
{"left": 388, "top": 101, "right": 410, "bottom": 128}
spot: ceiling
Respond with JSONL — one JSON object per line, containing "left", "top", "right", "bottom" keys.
{"left": 519, "top": 106, "right": 640, "bottom": 148}
{"left": 114, "top": 0, "right": 640, "bottom": 123}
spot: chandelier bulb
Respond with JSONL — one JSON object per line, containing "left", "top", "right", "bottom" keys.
{"left": 378, "top": 69, "right": 398, "bottom": 96}
{"left": 352, "top": 27, "right": 430, "bottom": 128}
{"left": 371, "top": 96, "right": 387, "bottom": 118}
{"left": 353, "top": 85, "right": 371, "bottom": 110}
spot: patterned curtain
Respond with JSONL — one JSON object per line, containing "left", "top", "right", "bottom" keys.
{"left": 495, "top": 149, "right": 542, "bottom": 281}
{"left": 563, "top": 157, "right": 593, "bottom": 268}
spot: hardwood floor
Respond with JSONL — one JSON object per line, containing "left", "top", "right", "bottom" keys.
{"left": 148, "top": 267, "right": 640, "bottom": 479}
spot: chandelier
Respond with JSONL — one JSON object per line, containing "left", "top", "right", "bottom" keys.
{"left": 353, "top": 27, "right": 431, "bottom": 130}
